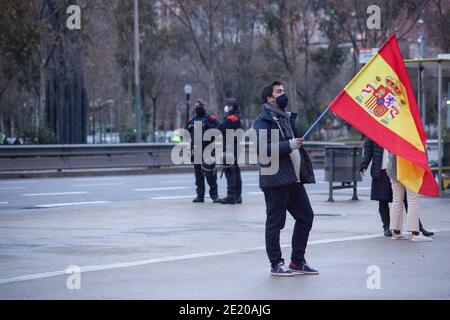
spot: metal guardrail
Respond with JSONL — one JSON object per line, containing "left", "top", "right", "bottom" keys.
{"left": 0, "top": 143, "right": 175, "bottom": 172}
{"left": 0, "top": 142, "right": 351, "bottom": 172}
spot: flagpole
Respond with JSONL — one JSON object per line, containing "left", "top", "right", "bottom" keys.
{"left": 302, "top": 107, "right": 330, "bottom": 140}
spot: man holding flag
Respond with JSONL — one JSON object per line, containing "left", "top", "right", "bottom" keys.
{"left": 253, "top": 81, "right": 318, "bottom": 277}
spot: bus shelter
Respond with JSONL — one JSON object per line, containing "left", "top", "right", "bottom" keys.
{"left": 404, "top": 58, "right": 450, "bottom": 195}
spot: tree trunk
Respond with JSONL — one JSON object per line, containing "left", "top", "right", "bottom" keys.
{"left": 43, "top": 0, "right": 87, "bottom": 144}
{"left": 39, "top": 22, "right": 46, "bottom": 131}
{"left": 304, "top": 39, "right": 309, "bottom": 110}
{"left": 152, "top": 96, "right": 157, "bottom": 142}
{"left": 288, "top": 75, "right": 298, "bottom": 113}
{"left": 208, "top": 68, "right": 217, "bottom": 115}
{"left": 8, "top": 91, "right": 13, "bottom": 137}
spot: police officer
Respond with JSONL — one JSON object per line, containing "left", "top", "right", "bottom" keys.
{"left": 185, "top": 98, "right": 220, "bottom": 203}
{"left": 217, "top": 98, "right": 243, "bottom": 204}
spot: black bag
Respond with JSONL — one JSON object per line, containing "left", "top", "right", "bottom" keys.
{"left": 299, "top": 147, "right": 316, "bottom": 184}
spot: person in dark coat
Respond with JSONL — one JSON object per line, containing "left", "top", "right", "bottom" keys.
{"left": 359, "top": 137, "right": 433, "bottom": 237}
{"left": 253, "top": 80, "right": 317, "bottom": 277}
{"left": 185, "top": 98, "right": 220, "bottom": 203}
{"left": 217, "top": 98, "right": 242, "bottom": 204}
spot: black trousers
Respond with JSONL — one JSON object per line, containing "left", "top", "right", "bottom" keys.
{"left": 262, "top": 183, "right": 314, "bottom": 267}
{"left": 378, "top": 201, "right": 391, "bottom": 230}
{"left": 194, "top": 164, "right": 218, "bottom": 199}
{"left": 224, "top": 164, "right": 242, "bottom": 197}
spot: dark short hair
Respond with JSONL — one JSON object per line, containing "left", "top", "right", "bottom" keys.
{"left": 261, "top": 81, "right": 282, "bottom": 103}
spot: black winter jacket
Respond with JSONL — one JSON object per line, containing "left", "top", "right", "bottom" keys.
{"left": 217, "top": 110, "right": 241, "bottom": 158}
{"left": 185, "top": 113, "right": 219, "bottom": 151}
{"left": 252, "top": 105, "right": 315, "bottom": 189}
{"left": 360, "top": 138, "right": 385, "bottom": 179}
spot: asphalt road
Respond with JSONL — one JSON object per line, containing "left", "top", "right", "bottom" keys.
{"left": 0, "top": 169, "right": 343, "bottom": 210}
{"left": 0, "top": 169, "right": 449, "bottom": 299}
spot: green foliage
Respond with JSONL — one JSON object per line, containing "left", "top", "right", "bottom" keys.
{"left": 311, "top": 47, "right": 346, "bottom": 80}
{"left": 121, "top": 126, "right": 137, "bottom": 143}
{"left": 119, "top": 119, "right": 147, "bottom": 143}
{"left": 0, "top": 0, "right": 40, "bottom": 88}
{"left": 23, "top": 123, "right": 56, "bottom": 144}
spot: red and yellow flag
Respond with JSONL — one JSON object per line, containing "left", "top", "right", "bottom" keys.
{"left": 329, "top": 33, "right": 439, "bottom": 196}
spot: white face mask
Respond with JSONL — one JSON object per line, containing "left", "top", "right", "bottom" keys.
{"left": 224, "top": 106, "right": 231, "bottom": 113}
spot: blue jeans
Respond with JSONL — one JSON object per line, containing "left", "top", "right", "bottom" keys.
{"left": 262, "top": 183, "right": 314, "bottom": 267}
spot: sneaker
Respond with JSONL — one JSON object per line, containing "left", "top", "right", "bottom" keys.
{"left": 384, "top": 228, "right": 393, "bottom": 237}
{"left": 391, "top": 230, "right": 406, "bottom": 240}
{"left": 235, "top": 196, "right": 242, "bottom": 204}
{"left": 270, "top": 262, "right": 294, "bottom": 277}
{"left": 288, "top": 261, "right": 319, "bottom": 275}
{"left": 192, "top": 197, "right": 204, "bottom": 203}
{"left": 410, "top": 233, "right": 433, "bottom": 242}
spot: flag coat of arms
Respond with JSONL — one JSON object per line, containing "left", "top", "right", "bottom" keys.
{"left": 329, "top": 33, "right": 439, "bottom": 196}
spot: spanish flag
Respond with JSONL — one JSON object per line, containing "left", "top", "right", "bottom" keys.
{"left": 329, "top": 33, "right": 439, "bottom": 196}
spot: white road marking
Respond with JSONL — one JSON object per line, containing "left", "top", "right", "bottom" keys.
{"left": 320, "top": 187, "right": 371, "bottom": 191}
{"left": 1, "top": 229, "right": 448, "bottom": 285}
{"left": 151, "top": 195, "right": 210, "bottom": 200}
{"left": 247, "top": 192, "right": 263, "bottom": 195}
{"left": 22, "top": 192, "right": 89, "bottom": 197}
{"left": 159, "top": 179, "right": 194, "bottom": 184}
{"left": 72, "top": 178, "right": 123, "bottom": 182}
{"left": 74, "top": 183, "right": 124, "bottom": 187}
{"left": 135, "top": 187, "right": 189, "bottom": 192}
{"left": 0, "top": 187, "right": 25, "bottom": 190}
{"left": 308, "top": 182, "right": 369, "bottom": 187}
{"left": 0, "top": 202, "right": 8, "bottom": 205}
{"left": 33, "top": 201, "right": 110, "bottom": 208}
{"left": 243, "top": 181, "right": 356, "bottom": 185}
{"left": 308, "top": 186, "right": 371, "bottom": 191}
{"left": 0, "top": 181, "right": 33, "bottom": 184}
{"left": 243, "top": 183, "right": 259, "bottom": 187}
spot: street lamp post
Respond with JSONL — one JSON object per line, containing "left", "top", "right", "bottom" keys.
{"left": 184, "top": 84, "right": 192, "bottom": 123}
{"left": 134, "top": 0, "right": 142, "bottom": 143}
{"left": 417, "top": 18, "right": 427, "bottom": 126}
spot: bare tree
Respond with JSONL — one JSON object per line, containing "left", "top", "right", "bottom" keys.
{"left": 162, "top": 0, "right": 224, "bottom": 115}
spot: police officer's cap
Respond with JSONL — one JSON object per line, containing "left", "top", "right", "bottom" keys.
{"left": 225, "top": 98, "right": 238, "bottom": 108}
{"left": 195, "top": 98, "right": 207, "bottom": 108}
